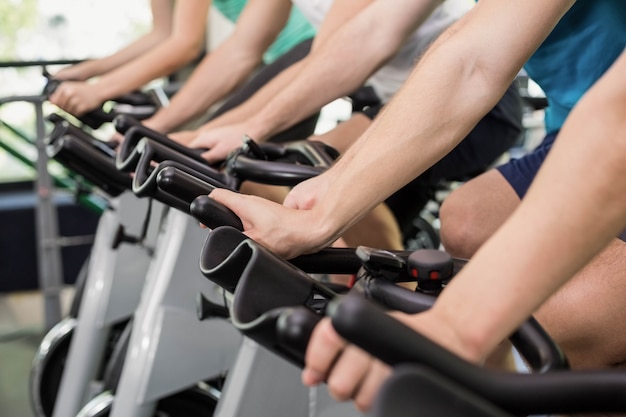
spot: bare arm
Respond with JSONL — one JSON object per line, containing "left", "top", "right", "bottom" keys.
{"left": 298, "top": 0, "right": 574, "bottom": 250}
{"left": 425, "top": 49, "right": 626, "bottom": 362}
{"left": 193, "top": 0, "right": 374, "bottom": 132}
{"left": 144, "top": 0, "right": 296, "bottom": 133}
{"left": 300, "top": 50, "right": 626, "bottom": 411}
{"left": 55, "top": 0, "right": 175, "bottom": 81}
{"left": 244, "top": 0, "right": 445, "bottom": 141}
{"left": 210, "top": 0, "right": 574, "bottom": 259}
{"left": 91, "top": 0, "right": 208, "bottom": 100}
{"left": 50, "top": 0, "right": 209, "bottom": 116}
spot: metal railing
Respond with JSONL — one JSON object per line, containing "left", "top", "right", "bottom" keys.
{"left": 0, "top": 59, "right": 88, "bottom": 330}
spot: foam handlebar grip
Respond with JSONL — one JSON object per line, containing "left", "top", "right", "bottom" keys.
{"left": 190, "top": 195, "right": 244, "bottom": 231}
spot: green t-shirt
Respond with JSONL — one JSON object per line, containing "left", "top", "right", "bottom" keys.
{"left": 213, "top": 0, "right": 316, "bottom": 63}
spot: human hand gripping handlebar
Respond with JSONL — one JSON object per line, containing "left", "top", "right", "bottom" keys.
{"left": 192, "top": 201, "right": 565, "bottom": 375}
{"left": 329, "top": 294, "right": 626, "bottom": 416}
{"left": 116, "top": 116, "right": 340, "bottom": 211}
{"left": 195, "top": 225, "right": 355, "bottom": 366}
{"left": 43, "top": 69, "right": 158, "bottom": 130}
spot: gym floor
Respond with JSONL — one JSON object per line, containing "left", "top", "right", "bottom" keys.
{"left": 0, "top": 289, "right": 74, "bottom": 417}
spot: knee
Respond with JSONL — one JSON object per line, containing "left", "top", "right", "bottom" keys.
{"left": 439, "top": 189, "right": 486, "bottom": 258}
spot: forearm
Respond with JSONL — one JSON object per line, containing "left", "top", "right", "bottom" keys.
{"left": 146, "top": 40, "right": 262, "bottom": 132}
{"left": 303, "top": 0, "right": 572, "bottom": 246}
{"left": 198, "top": 59, "right": 306, "bottom": 131}
{"left": 312, "top": 40, "right": 516, "bottom": 244}
{"left": 91, "top": 35, "right": 202, "bottom": 102}
{"left": 430, "top": 54, "right": 626, "bottom": 362}
{"left": 89, "top": 0, "right": 207, "bottom": 102}
{"left": 244, "top": 2, "right": 414, "bottom": 142}
{"left": 65, "top": 31, "right": 167, "bottom": 80}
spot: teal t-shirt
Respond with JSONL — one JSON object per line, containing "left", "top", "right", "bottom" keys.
{"left": 212, "top": 0, "right": 316, "bottom": 64}
{"left": 524, "top": 1, "right": 626, "bottom": 133}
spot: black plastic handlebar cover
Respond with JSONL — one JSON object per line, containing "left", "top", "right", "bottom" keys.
{"left": 190, "top": 195, "right": 244, "bottom": 231}
{"left": 329, "top": 295, "right": 626, "bottom": 416}
{"left": 223, "top": 139, "right": 338, "bottom": 186}
{"left": 46, "top": 114, "right": 118, "bottom": 157}
{"left": 224, "top": 239, "right": 335, "bottom": 367}
{"left": 225, "top": 156, "right": 325, "bottom": 186}
{"left": 192, "top": 198, "right": 363, "bottom": 274}
{"left": 148, "top": 164, "right": 215, "bottom": 212}
{"left": 198, "top": 226, "right": 252, "bottom": 292}
{"left": 155, "top": 165, "right": 221, "bottom": 210}
{"left": 115, "top": 120, "right": 209, "bottom": 172}
{"left": 276, "top": 306, "right": 321, "bottom": 367}
{"left": 133, "top": 159, "right": 227, "bottom": 212}
{"left": 128, "top": 138, "right": 235, "bottom": 195}
{"left": 257, "top": 140, "right": 339, "bottom": 167}
{"left": 43, "top": 79, "right": 156, "bottom": 130}
{"left": 198, "top": 225, "right": 358, "bottom": 290}
{"left": 371, "top": 365, "right": 513, "bottom": 417}
{"left": 47, "top": 134, "right": 131, "bottom": 197}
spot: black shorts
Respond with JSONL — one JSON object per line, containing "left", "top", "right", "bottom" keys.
{"left": 497, "top": 131, "right": 558, "bottom": 198}
{"left": 497, "top": 131, "right": 626, "bottom": 242}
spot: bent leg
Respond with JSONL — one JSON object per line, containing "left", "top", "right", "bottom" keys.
{"left": 440, "top": 169, "right": 626, "bottom": 371}
{"left": 439, "top": 169, "right": 520, "bottom": 259}
{"left": 535, "top": 238, "right": 626, "bottom": 369}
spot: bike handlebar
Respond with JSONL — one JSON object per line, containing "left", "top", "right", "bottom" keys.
{"left": 115, "top": 117, "right": 210, "bottom": 172}
{"left": 45, "top": 115, "right": 131, "bottom": 196}
{"left": 43, "top": 76, "right": 157, "bottom": 129}
{"left": 197, "top": 230, "right": 567, "bottom": 374}
{"left": 329, "top": 294, "right": 626, "bottom": 415}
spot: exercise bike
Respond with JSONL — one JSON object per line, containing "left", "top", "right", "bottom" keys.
{"left": 75, "top": 116, "right": 344, "bottom": 417}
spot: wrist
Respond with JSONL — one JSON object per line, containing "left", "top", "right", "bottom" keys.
{"left": 311, "top": 194, "right": 351, "bottom": 247}
{"left": 245, "top": 109, "right": 293, "bottom": 143}
{"left": 244, "top": 118, "right": 274, "bottom": 143}
{"left": 91, "top": 77, "right": 117, "bottom": 103}
{"left": 142, "top": 112, "right": 173, "bottom": 133}
{"left": 426, "top": 304, "right": 491, "bottom": 364}
{"left": 303, "top": 206, "right": 339, "bottom": 251}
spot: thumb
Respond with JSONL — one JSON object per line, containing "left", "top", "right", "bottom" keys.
{"left": 189, "top": 129, "right": 216, "bottom": 149}
{"left": 200, "top": 148, "right": 223, "bottom": 165}
{"left": 209, "top": 189, "right": 253, "bottom": 230}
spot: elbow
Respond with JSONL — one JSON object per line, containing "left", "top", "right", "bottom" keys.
{"left": 176, "top": 36, "right": 205, "bottom": 63}
{"left": 164, "top": 36, "right": 205, "bottom": 72}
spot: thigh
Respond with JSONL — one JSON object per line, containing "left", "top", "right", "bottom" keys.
{"left": 439, "top": 169, "right": 520, "bottom": 258}
{"left": 535, "top": 238, "right": 626, "bottom": 369}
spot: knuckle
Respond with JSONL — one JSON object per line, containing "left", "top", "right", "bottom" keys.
{"left": 353, "top": 395, "right": 372, "bottom": 413}
{"left": 327, "top": 377, "right": 353, "bottom": 402}
{"left": 317, "top": 320, "right": 341, "bottom": 346}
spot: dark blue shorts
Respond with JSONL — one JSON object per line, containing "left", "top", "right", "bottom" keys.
{"left": 498, "top": 131, "right": 626, "bottom": 242}
{"left": 497, "top": 131, "right": 558, "bottom": 199}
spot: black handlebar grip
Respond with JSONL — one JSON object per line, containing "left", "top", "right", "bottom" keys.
{"left": 276, "top": 306, "right": 322, "bottom": 368}
{"left": 190, "top": 195, "right": 244, "bottom": 231}
{"left": 43, "top": 78, "right": 61, "bottom": 97}
{"left": 119, "top": 123, "right": 208, "bottom": 166}
{"left": 330, "top": 294, "right": 455, "bottom": 368}
{"left": 329, "top": 294, "right": 626, "bottom": 415}
{"left": 113, "top": 114, "right": 142, "bottom": 134}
